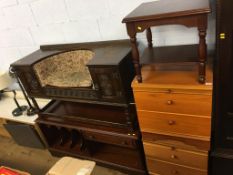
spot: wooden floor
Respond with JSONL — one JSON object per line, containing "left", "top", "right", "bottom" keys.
{"left": 0, "top": 136, "right": 126, "bottom": 175}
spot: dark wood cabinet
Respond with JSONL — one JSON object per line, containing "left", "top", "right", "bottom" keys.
{"left": 40, "top": 100, "right": 138, "bottom": 131}
{"left": 210, "top": 0, "right": 233, "bottom": 174}
{"left": 11, "top": 40, "right": 135, "bottom": 106}
{"left": 11, "top": 40, "right": 147, "bottom": 174}
{"left": 36, "top": 114, "right": 146, "bottom": 175}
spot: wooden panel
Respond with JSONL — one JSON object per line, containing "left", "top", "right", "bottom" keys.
{"left": 122, "top": 0, "right": 210, "bottom": 22}
{"left": 138, "top": 110, "right": 211, "bottom": 138}
{"left": 134, "top": 91, "right": 212, "bottom": 116}
{"left": 132, "top": 63, "right": 213, "bottom": 92}
{"left": 142, "top": 132, "right": 210, "bottom": 152}
{"left": 82, "top": 130, "right": 137, "bottom": 149}
{"left": 40, "top": 100, "right": 136, "bottom": 130}
{"left": 0, "top": 119, "right": 11, "bottom": 138}
{"left": 146, "top": 158, "right": 207, "bottom": 175}
{"left": 143, "top": 142, "right": 208, "bottom": 169}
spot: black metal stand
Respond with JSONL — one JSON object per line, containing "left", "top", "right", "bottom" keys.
{"left": 1, "top": 89, "right": 28, "bottom": 116}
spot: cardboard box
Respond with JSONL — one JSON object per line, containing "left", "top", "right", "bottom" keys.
{"left": 47, "top": 157, "right": 95, "bottom": 175}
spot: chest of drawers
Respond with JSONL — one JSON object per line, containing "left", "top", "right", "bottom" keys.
{"left": 132, "top": 64, "right": 213, "bottom": 175}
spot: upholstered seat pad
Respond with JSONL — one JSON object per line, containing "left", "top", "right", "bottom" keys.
{"left": 33, "top": 50, "right": 94, "bottom": 88}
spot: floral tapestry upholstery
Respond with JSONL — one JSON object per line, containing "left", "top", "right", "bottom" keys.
{"left": 33, "top": 50, "right": 94, "bottom": 88}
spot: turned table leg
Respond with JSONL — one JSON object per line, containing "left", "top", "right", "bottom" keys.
{"left": 129, "top": 35, "right": 142, "bottom": 83}
{"left": 146, "top": 28, "right": 153, "bottom": 48}
{"left": 198, "top": 28, "right": 207, "bottom": 84}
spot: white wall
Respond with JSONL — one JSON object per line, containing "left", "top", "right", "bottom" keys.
{"left": 0, "top": 0, "right": 215, "bottom": 72}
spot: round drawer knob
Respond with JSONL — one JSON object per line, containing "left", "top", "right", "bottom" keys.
{"left": 171, "top": 154, "right": 177, "bottom": 159}
{"left": 89, "top": 135, "right": 95, "bottom": 139}
{"left": 168, "top": 120, "right": 176, "bottom": 125}
{"left": 122, "top": 141, "right": 128, "bottom": 145}
{"left": 171, "top": 146, "right": 176, "bottom": 150}
{"left": 172, "top": 170, "right": 179, "bottom": 174}
{"left": 167, "top": 100, "right": 174, "bottom": 105}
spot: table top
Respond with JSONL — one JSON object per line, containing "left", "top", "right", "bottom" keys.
{"left": 0, "top": 96, "right": 48, "bottom": 125}
{"left": 122, "top": 0, "right": 210, "bottom": 23}
{"left": 132, "top": 62, "right": 213, "bottom": 92}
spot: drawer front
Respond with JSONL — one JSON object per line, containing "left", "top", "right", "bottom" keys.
{"left": 144, "top": 142, "right": 208, "bottom": 169}
{"left": 147, "top": 158, "right": 207, "bottom": 175}
{"left": 138, "top": 110, "right": 211, "bottom": 138}
{"left": 134, "top": 91, "right": 211, "bottom": 116}
{"left": 142, "top": 132, "right": 210, "bottom": 152}
{"left": 82, "top": 131, "right": 137, "bottom": 149}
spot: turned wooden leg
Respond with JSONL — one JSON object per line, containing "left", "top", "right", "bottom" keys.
{"left": 146, "top": 28, "right": 153, "bottom": 48}
{"left": 130, "top": 35, "right": 142, "bottom": 83}
{"left": 198, "top": 28, "right": 207, "bottom": 84}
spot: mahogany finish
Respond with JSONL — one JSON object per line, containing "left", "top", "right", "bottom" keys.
{"left": 11, "top": 40, "right": 135, "bottom": 106}
{"left": 122, "top": 0, "right": 211, "bottom": 83}
{"left": 37, "top": 118, "right": 146, "bottom": 175}
{"left": 10, "top": 40, "right": 147, "bottom": 174}
{"left": 41, "top": 100, "right": 137, "bottom": 131}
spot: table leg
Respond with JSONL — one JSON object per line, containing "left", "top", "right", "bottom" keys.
{"left": 146, "top": 28, "right": 153, "bottom": 48}
{"left": 198, "top": 28, "right": 207, "bottom": 84}
{"left": 130, "top": 35, "right": 142, "bottom": 83}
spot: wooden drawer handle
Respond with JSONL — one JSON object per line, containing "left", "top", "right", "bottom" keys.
{"left": 167, "top": 100, "right": 174, "bottom": 105}
{"left": 168, "top": 120, "right": 176, "bottom": 125}
{"left": 121, "top": 141, "right": 128, "bottom": 145}
{"left": 172, "top": 170, "right": 179, "bottom": 174}
{"left": 171, "top": 154, "right": 177, "bottom": 159}
{"left": 88, "top": 135, "right": 95, "bottom": 139}
{"left": 171, "top": 146, "right": 176, "bottom": 150}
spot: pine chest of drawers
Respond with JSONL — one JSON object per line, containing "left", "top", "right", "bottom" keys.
{"left": 132, "top": 64, "right": 213, "bottom": 175}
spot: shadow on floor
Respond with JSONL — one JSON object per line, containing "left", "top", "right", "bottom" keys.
{"left": 0, "top": 136, "right": 126, "bottom": 175}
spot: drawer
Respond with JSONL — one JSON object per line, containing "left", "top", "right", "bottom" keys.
{"left": 142, "top": 132, "right": 210, "bottom": 152}
{"left": 144, "top": 142, "right": 208, "bottom": 169}
{"left": 138, "top": 110, "right": 211, "bottom": 138}
{"left": 134, "top": 91, "right": 212, "bottom": 116}
{"left": 147, "top": 158, "right": 207, "bottom": 175}
{"left": 82, "top": 130, "right": 137, "bottom": 149}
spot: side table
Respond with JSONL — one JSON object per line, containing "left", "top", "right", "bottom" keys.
{"left": 122, "top": 0, "right": 211, "bottom": 83}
